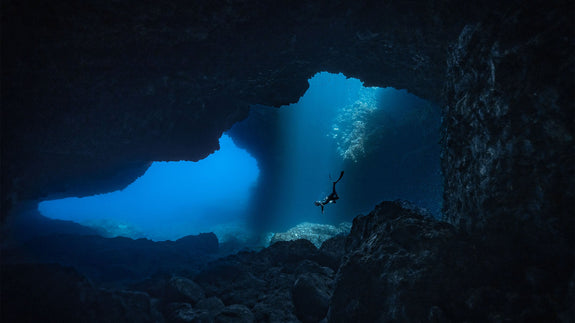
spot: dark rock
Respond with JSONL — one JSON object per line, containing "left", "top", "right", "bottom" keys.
{"left": 0, "top": 263, "right": 162, "bottom": 323}
{"left": 2, "top": 0, "right": 476, "bottom": 215}
{"left": 196, "top": 297, "right": 225, "bottom": 315}
{"left": 165, "top": 302, "right": 210, "bottom": 323}
{"left": 317, "top": 235, "right": 348, "bottom": 270}
{"left": 328, "top": 200, "right": 573, "bottom": 322}
{"left": 195, "top": 254, "right": 266, "bottom": 306}
{"left": 86, "top": 289, "right": 163, "bottom": 323}
{"left": 214, "top": 304, "right": 254, "bottom": 323}
{"left": 294, "top": 260, "right": 334, "bottom": 277}
{"left": 174, "top": 233, "right": 219, "bottom": 255}
{"left": 165, "top": 276, "right": 205, "bottom": 305}
{"left": 195, "top": 239, "right": 322, "bottom": 321}
{"left": 328, "top": 200, "right": 463, "bottom": 322}
{"left": 441, "top": 5, "right": 574, "bottom": 249}
{"left": 5, "top": 232, "right": 218, "bottom": 283}
{"left": 1, "top": 2, "right": 572, "bottom": 321}
{"left": 252, "top": 301, "right": 299, "bottom": 323}
{"left": 260, "top": 239, "right": 320, "bottom": 271}
{"left": 292, "top": 272, "right": 333, "bottom": 323}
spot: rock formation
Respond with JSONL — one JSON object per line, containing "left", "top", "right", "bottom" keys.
{"left": 4, "top": 201, "right": 571, "bottom": 321}
{"left": 1, "top": 0, "right": 573, "bottom": 321}
{"left": 3, "top": 0, "right": 480, "bottom": 213}
{"left": 269, "top": 222, "right": 351, "bottom": 248}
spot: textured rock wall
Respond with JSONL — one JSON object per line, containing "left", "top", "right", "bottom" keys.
{"left": 441, "top": 2, "right": 574, "bottom": 245}
{"left": 1, "top": 0, "right": 573, "bottom": 265}
{"left": 2, "top": 201, "right": 572, "bottom": 321}
{"left": 2, "top": 0, "right": 475, "bottom": 217}
{"left": 329, "top": 200, "right": 573, "bottom": 322}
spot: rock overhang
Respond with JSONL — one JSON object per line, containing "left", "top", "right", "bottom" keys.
{"left": 1, "top": 0, "right": 465, "bottom": 216}
{"left": 1, "top": 0, "right": 572, "bottom": 245}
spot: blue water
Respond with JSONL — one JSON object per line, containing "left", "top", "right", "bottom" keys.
{"left": 39, "top": 72, "right": 442, "bottom": 241}
{"left": 230, "top": 72, "right": 442, "bottom": 231}
{"left": 38, "top": 135, "right": 259, "bottom": 241}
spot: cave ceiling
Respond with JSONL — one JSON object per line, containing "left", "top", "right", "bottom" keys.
{"left": 0, "top": 0, "right": 557, "bottom": 217}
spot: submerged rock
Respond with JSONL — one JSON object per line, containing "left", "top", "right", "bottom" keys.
{"left": 328, "top": 200, "right": 573, "bottom": 322}
{"left": 0, "top": 263, "right": 163, "bottom": 323}
{"left": 3, "top": 232, "right": 219, "bottom": 283}
{"left": 292, "top": 272, "right": 333, "bottom": 323}
{"left": 269, "top": 222, "right": 352, "bottom": 248}
{"left": 214, "top": 304, "right": 255, "bottom": 323}
{"left": 329, "top": 200, "right": 463, "bottom": 322}
{"left": 3, "top": 200, "right": 570, "bottom": 322}
{"left": 165, "top": 302, "right": 208, "bottom": 323}
{"left": 165, "top": 276, "right": 205, "bottom": 305}
{"left": 194, "top": 239, "right": 336, "bottom": 322}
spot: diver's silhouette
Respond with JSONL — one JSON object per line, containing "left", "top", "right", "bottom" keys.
{"left": 314, "top": 171, "right": 344, "bottom": 214}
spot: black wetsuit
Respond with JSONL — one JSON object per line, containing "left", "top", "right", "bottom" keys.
{"left": 315, "top": 171, "right": 344, "bottom": 213}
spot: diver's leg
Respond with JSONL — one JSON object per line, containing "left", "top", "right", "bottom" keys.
{"left": 332, "top": 171, "right": 344, "bottom": 193}
{"left": 334, "top": 171, "right": 344, "bottom": 184}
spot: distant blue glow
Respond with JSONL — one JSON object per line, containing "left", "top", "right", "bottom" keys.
{"left": 233, "top": 72, "right": 442, "bottom": 231}
{"left": 273, "top": 72, "right": 374, "bottom": 227}
{"left": 38, "top": 134, "right": 259, "bottom": 241}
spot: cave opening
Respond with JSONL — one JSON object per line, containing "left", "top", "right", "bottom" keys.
{"left": 228, "top": 72, "right": 443, "bottom": 235}
{"left": 38, "top": 134, "right": 260, "bottom": 242}
{"left": 37, "top": 72, "right": 442, "bottom": 244}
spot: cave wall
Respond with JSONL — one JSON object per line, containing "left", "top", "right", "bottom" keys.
{"left": 442, "top": 2, "right": 574, "bottom": 247}
{"left": 1, "top": 0, "right": 480, "bottom": 219}
{"left": 1, "top": 0, "right": 572, "bottom": 250}
{"left": 1, "top": 0, "right": 476, "bottom": 218}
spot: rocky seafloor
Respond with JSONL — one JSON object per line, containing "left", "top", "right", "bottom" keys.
{"left": 2, "top": 200, "right": 572, "bottom": 322}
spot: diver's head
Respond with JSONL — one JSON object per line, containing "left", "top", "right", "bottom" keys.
{"left": 314, "top": 201, "right": 321, "bottom": 206}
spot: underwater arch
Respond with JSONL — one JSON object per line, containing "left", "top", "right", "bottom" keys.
{"left": 38, "top": 72, "right": 442, "bottom": 242}
{"left": 39, "top": 134, "right": 259, "bottom": 241}
{"left": 229, "top": 72, "right": 443, "bottom": 232}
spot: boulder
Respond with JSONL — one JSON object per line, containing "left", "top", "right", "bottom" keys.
{"left": 270, "top": 222, "right": 352, "bottom": 248}
{"left": 292, "top": 272, "right": 333, "bottom": 323}
{"left": 328, "top": 200, "right": 573, "bottom": 322}
{"left": 195, "top": 297, "right": 225, "bottom": 315}
{"left": 0, "top": 263, "right": 162, "bottom": 323}
{"left": 165, "top": 303, "right": 209, "bottom": 323}
{"left": 164, "top": 298, "right": 225, "bottom": 323}
{"left": 165, "top": 276, "right": 205, "bottom": 305}
{"left": 214, "top": 304, "right": 254, "bottom": 323}
{"left": 317, "top": 235, "right": 348, "bottom": 270}
{"left": 10, "top": 232, "right": 218, "bottom": 283}
{"left": 328, "top": 200, "right": 470, "bottom": 322}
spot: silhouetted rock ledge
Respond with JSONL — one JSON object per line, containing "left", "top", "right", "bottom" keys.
{"left": 329, "top": 200, "right": 573, "bottom": 322}
{"left": 2, "top": 201, "right": 573, "bottom": 322}
{"left": 1, "top": 232, "right": 219, "bottom": 283}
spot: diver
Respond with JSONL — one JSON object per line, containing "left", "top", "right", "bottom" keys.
{"left": 314, "top": 171, "right": 344, "bottom": 214}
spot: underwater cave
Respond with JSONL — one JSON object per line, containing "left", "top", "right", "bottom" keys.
{"left": 1, "top": 0, "right": 573, "bottom": 322}
{"left": 37, "top": 72, "right": 442, "bottom": 243}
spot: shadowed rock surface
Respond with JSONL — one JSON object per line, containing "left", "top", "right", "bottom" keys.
{"left": 2, "top": 0, "right": 468, "bottom": 211}
{"left": 1, "top": 232, "right": 219, "bottom": 283}
{"left": 329, "top": 200, "right": 573, "bottom": 322}
{"left": 2, "top": 201, "right": 573, "bottom": 321}
{"left": 1, "top": 0, "right": 573, "bottom": 321}
{"left": 1, "top": 263, "right": 164, "bottom": 323}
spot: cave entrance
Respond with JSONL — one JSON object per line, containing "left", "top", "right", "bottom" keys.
{"left": 38, "top": 72, "right": 442, "bottom": 244}
{"left": 228, "top": 72, "right": 443, "bottom": 232}
{"left": 38, "top": 134, "right": 260, "bottom": 241}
